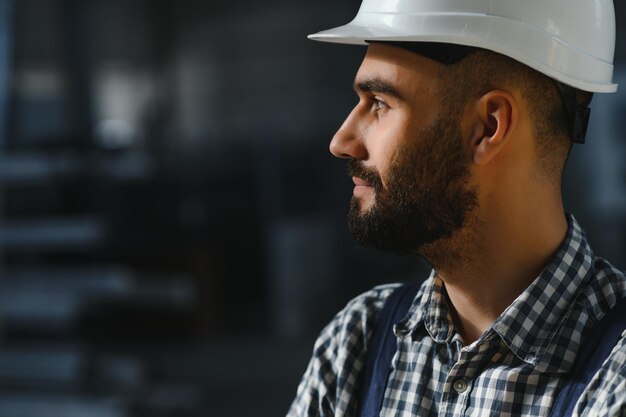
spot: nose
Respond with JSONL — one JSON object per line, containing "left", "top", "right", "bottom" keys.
{"left": 329, "top": 106, "right": 368, "bottom": 160}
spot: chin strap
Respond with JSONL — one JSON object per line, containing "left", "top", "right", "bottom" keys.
{"left": 555, "top": 82, "right": 591, "bottom": 144}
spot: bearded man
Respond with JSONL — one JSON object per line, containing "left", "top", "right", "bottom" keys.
{"left": 288, "top": 1, "right": 626, "bottom": 416}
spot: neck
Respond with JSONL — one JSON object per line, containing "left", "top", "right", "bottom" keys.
{"left": 420, "top": 201, "right": 568, "bottom": 345}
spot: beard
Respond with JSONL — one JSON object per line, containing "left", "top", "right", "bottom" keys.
{"left": 346, "top": 113, "right": 478, "bottom": 255}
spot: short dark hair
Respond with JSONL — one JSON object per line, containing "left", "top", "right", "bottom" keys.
{"left": 438, "top": 49, "right": 593, "bottom": 179}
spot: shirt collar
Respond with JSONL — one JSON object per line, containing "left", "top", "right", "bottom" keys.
{"left": 492, "top": 215, "right": 595, "bottom": 365}
{"left": 394, "top": 215, "right": 595, "bottom": 365}
{"left": 394, "top": 270, "right": 458, "bottom": 343}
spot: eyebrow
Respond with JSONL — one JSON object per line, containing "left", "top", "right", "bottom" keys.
{"left": 353, "top": 77, "right": 405, "bottom": 101}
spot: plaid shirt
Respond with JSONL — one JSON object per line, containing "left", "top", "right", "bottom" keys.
{"left": 288, "top": 216, "right": 626, "bottom": 417}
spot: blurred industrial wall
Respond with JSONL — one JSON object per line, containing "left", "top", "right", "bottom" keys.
{"left": 0, "top": 1, "right": 624, "bottom": 416}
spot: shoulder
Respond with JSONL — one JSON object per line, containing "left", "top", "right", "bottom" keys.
{"left": 577, "top": 333, "right": 626, "bottom": 417}
{"left": 287, "top": 283, "right": 402, "bottom": 417}
{"left": 320, "top": 283, "right": 402, "bottom": 348}
{"left": 575, "top": 257, "right": 626, "bottom": 417}
{"left": 308, "top": 283, "right": 401, "bottom": 380}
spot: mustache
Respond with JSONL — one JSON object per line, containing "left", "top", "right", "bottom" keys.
{"left": 347, "top": 159, "right": 383, "bottom": 191}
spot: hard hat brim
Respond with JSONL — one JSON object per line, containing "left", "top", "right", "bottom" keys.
{"left": 308, "top": 15, "right": 618, "bottom": 93}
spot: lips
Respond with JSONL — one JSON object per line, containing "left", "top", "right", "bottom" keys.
{"left": 352, "top": 177, "right": 370, "bottom": 187}
{"left": 347, "top": 159, "right": 382, "bottom": 191}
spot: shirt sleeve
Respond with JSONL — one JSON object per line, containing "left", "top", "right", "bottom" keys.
{"left": 286, "top": 284, "right": 399, "bottom": 417}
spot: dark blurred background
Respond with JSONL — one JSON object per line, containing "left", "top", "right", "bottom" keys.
{"left": 0, "top": 1, "right": 624, "bottom": 416}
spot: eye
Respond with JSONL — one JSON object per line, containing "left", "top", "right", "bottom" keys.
{"left": 372, "top": 96, "right": 388, "bottom": 112}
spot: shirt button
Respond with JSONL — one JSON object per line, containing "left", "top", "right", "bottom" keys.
{"left": 453, "top": 378, "right": 469, "bottom": 394}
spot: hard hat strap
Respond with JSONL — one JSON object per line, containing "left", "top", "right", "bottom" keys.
{"left": 555, "top": 82, "right": 591, "bottom": 144}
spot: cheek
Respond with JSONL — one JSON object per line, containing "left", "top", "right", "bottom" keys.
{"left": 368, "top": 114, "right": 412, "bottom": 161}
{"left": 366, "top": 128, "right": 401, "bottom": 179}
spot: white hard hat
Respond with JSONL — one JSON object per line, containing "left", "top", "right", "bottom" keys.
{"left": 308, "top": 0, "right": 618, "bottom": 93}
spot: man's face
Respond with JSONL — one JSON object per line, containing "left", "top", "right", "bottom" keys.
{"left": 330, "top": 44, "right": 478, "bottom": 254}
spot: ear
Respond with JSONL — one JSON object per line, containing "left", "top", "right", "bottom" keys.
{"left": 469, "top": 90, "right": 517, "bottom": 165}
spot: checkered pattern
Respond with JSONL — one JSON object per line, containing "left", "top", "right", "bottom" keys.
{"left": 287, "top": 216, "right": 626, "bottom": 417}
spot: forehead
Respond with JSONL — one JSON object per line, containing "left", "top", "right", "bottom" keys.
{"left": 356, "top": 43, "right": 445, "bottom": 97}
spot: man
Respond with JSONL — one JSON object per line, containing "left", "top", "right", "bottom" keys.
{"left": 289, "top": 1, "right": 625, "bottom": 417}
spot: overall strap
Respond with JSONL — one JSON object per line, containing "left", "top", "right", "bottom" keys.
{"left": 549, "top": 297, "right": 626, "bottom": 417}
{"left": 357, "top": 282, "right": 421, "bottom": 417}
